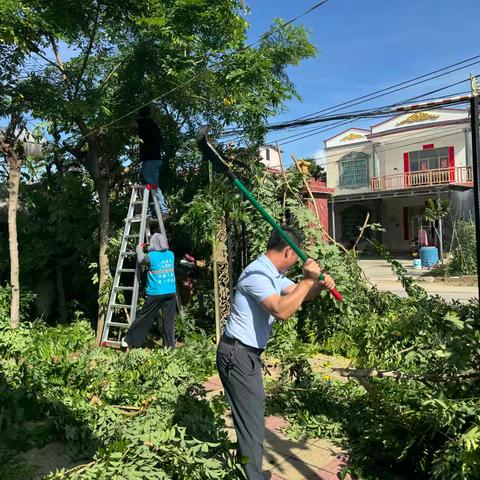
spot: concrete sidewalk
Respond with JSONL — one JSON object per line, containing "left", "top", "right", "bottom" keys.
{"left": 358, "top": 258, "right": 478, "bottom": 302}
{"left": 203, "top": 374, "right": 352, "bottom": 480}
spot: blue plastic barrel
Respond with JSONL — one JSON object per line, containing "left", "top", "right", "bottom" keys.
{"left": 419, "top": 246, "right": 438, "bottom": 267}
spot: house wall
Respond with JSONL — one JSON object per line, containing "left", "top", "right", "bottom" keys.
{"left": 326, "top": 128, "right": 468, "bottom": 191}
{"left": 331, "top": 199, "right": 380, "bottom": 245}
{"left": 325, "top": 144, "right": 372, "bottom": 194}
{"left": 381, "top": 192, "right": 450, "bottom": 252}
{"left": 259, "top": 146, "right": 281, "bottom": 170}
{"left": 375, "top": 129, "right": 467, "bottom": 177}
{"left": 323, "top": 109, "right": 471, "bottom": 253}
{"left": 332, "top": 191, "right": 453, "bottom": 253}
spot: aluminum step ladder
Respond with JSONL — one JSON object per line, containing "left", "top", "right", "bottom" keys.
{"left": 101, "top": 185, "right": 183, "bottom": 348}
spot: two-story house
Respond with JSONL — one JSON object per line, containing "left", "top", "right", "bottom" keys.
{"left": 325, "top": 108, "right": 474, "bottom": 252}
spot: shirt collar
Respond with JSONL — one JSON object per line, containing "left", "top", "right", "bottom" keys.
{"left": 257, "top": 254, "right": 284, "bottom": 277}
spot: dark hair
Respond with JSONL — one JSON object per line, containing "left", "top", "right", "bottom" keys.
{"left": 266, "top": 226, "right": 303, "bottom": 252}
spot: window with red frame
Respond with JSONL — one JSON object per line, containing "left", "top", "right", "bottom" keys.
{"left": 409, "top": 146, "right": 449, "bottom": 171}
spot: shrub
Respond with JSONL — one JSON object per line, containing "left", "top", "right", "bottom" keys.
{"left": 447, "top": 220, "right": 477, "bottom": 275}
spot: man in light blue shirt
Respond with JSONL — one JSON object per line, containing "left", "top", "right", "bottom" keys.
{"left": 217, "top": 227, "right": 335, "bottom": 480}
{"left": 223, "top": 254, "right": 295, "bottom": 350}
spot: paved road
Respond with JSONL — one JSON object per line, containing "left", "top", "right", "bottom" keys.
{"left": 358, "top": 259, "right": 478, "bottom": 303}
{"left": 370, "top": 280, "right": 477, "bottom": 302}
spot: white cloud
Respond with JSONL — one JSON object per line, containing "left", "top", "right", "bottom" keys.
{"left": 313, "top": 148, "right": 326, "bottom": 167}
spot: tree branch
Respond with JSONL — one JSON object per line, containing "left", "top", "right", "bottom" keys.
{"left": 334, "top": 367, "right": 480, "bottom": 383}
{"left": 353, "top": 212, "right": 370, "bottom": 250}
{"left": 49, "top": 35, "right": 69, "bottom": 83}
{"left": 28, "top": 42, "right": 66, "bottom": 74}
{"left": 292, "top": 153, "right": 320, "bottom": 221}
{"left": 98, "top": 52, "right": 132, "bottom": 91}
{"left": 74, "top": 3, "right": 101, "bottom": 98}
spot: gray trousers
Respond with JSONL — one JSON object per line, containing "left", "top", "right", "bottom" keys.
{"left": 124, "top": 294, "right": 176, "bottom": 349}
{"left": 216, "top": 341, "right": 265, "bottom": 480}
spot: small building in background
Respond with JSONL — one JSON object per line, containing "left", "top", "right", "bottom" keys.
{"left": 259, "top": 144, "right": 282, "bottom": 172}
{"left": 0, "top": 128, "right": 44, "bottom": 158}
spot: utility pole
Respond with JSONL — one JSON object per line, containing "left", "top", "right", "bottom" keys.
{"left": 469, "top": 75, "right": 480, "bottom": 299}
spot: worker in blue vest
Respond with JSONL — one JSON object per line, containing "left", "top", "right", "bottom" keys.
{"left": 121, "top": 232, "right": 176, "bottom": 349}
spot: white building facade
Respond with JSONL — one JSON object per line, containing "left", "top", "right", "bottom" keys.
{"left": 259, "top": 144, "right": 282, "bottom": 171}
{"left": 325, "top": 108, "right": 474, "bottom": 252}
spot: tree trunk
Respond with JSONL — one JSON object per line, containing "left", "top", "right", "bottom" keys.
{"left": 56, "top": 263, "right": 67, "bottom": 323}
{"left": 77, "top": 134, "right": 112, "bottom": 344}
{"left": 95, "top": 177, "right": 111, "bottom": 343}
{"left": 7, "top": 154, "right": 21, "bottom": 327}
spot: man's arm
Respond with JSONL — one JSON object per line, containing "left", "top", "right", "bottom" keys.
{"left": 261, "top": 279, "right": 316, "bottom": 321}
{"left": 283, "top": 273, "right": 336, "bottom": 301}
{"left": 136, "top": 245, "right": 150, "bottom": 264}
{"left": 260, "top": 259, "right": 321, "bottom": 321}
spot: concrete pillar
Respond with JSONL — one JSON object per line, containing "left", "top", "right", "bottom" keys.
{"left": 372, "top": 143, "right": 380, "bottom": 177}
{"left": 465, "top": 128, "right": 473, "bottom": 167}
{"left": 330, "top": 196, "right": 336, "bottom": 241}
{"left": 374, "top": 198, "right": 383, "bottom": 243}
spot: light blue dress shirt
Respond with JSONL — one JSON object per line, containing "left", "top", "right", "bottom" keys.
{"left": 224, "top": 254, "right": 295, "bottom": 349}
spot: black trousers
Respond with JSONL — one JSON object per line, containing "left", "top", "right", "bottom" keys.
{"left": 216, "top": 340, "right": 265, "bottom": 480}
{"left": 124, "top": 294, "right": 176, "bottom": 349}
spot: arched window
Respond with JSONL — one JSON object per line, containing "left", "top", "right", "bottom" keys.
{"left": 339, "top": 152, "right": 369, "bottom": 187}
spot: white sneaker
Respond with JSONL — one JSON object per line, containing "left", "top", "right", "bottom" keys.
{"left": 120, "top": 338, "right": 129, "bottom": 349}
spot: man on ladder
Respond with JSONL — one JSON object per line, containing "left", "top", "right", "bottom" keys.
{"left": 101, "top": 105, "right": 183, "bottom": 348}
{"left": 134, "top": 105, "right": 169, "bottom": 220}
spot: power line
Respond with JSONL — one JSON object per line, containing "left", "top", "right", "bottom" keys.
{"left": 271, "top": 92, "right": 470, "bottom": 148}
{"left": 221, "top": 56, "right": 480, "bottom": 137}
{"left": 271, "top": 119, "right": 354, "bottom": 144}
{"left": 243, "top": 0, "right": 329, "bottom": 51}
{"left": 266, "top": 94, "right": 470, "bottom": 133}
{"left": 265, "top": 86, "right": 471, "bottom": 146}
{"left": 273, "top": 54, "right": 480, "bottom": 123}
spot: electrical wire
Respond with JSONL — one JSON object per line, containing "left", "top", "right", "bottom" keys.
{"left": 272, "top": 93, "right": 473, "bottom": 148}
{"left": 272, "top": 82, "right": 472, "bottom": 140}
{"left": 272, "top": 54, "right": 480, "bottom": 123}
{"left": 221, "top": 58, "right": 480, "bottom": 137}
{"left": 255, "top": 87, "right": 472, "bottom": 147}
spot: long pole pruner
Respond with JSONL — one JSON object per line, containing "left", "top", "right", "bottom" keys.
{"left": 196, "top": 126, "right": 343, "bottom": 302}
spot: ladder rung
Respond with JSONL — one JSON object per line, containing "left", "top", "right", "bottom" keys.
{"left": 133, "top": 201, "right": 144, "bottom": 205}
{"left": 115, "top": 286, "right": 134, "bottom": 291}
{"left": 106, "top": 321, "right": 130, "bottom": 328}
{"left": 125, "top": 234, "right": 139, "bottom": 238}
{"left": 119, "top": 269, "right": 136, "bottom": 273}
{"left": 121, "top": 251, "right": 135, "bottom": 256}
{"left": 112, "top": 303, "right": 131, "bottom": 309}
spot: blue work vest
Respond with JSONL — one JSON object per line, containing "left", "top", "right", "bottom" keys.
{"left": 146, "top": 250, "right": 176, "bottom": 296}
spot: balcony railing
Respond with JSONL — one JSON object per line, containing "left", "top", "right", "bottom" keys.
{"left": 370, "top": 166, "right": 473, "bottom": 191}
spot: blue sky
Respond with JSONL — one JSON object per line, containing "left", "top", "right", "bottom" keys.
{"left": 244, "top": 0, "right": 480, "bottom": 164}
{"left": 8, "top": 0, "right": 480, "bottom": 167}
